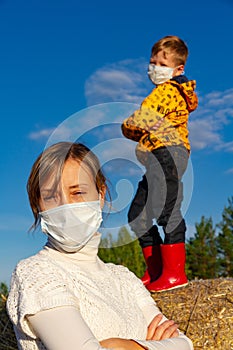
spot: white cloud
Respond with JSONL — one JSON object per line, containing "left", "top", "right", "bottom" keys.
{"left": 85, "top": 60, "right": 233, "bottom": 153}
{"left": 205, "top": 89, "right": 233, "bottom": 108}
{"left": 189, "top": 88, "right": 233, "bottom": 151}
{"left": 27, "top": 103, "right": 140, "bottom": 147}
{"left": 226, "top": 167, "right": 233, "bottom": 174}
{"left": 85, "top": 58, "right": 150, "bottom": 105}
{"left": 28, "top": 128, "right": 54, "bottom": 140}
{"left": 216, "top": 140, "right": 233, "bottom": 153}
{"left": 189, "top": 118, "right": 222, "bottom": 150}
{"left": 28, "top": 64, "right": 233, "bottom": 156}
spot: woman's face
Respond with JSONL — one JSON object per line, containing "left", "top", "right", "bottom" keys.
{"left": 39, "top": 159, "right": 101, "bottom": 211}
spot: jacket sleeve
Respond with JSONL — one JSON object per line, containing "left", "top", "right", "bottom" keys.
{"left": 121, "top": 108, "right": 149, "bottom": 142}
{"left": 121, "top": 85, "right": 169, "bottom": 142}
{"left": 121, "top": 107, "right": 165, "bottom": 142}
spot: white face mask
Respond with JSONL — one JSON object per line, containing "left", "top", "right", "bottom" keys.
{"left": 40, "top": 200, "right": 103, "bottom": 253}
{"left": 148, "top": 64, "right": 174, "bottom": 85}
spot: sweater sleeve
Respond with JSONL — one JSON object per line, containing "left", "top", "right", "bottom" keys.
{"left": 132, "top": 337, "right": 193, "bottom": 350}
{"left": 28, "top": 306, "right": 112, "bottom": 350}
{"left": 7, "top": 258, "right": 80, "bottom": 339}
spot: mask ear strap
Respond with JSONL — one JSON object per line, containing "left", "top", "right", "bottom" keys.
{"left": 99, "top": 192, "right": 105, "bottom": 204}
{"left": 177, "top": 65, "right": 185, "bottom": 75}
{"left": 99, "top": 189, "right": 107, "bottom": 210}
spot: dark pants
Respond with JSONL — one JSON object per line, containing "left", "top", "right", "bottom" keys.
{"left": 128, "top": 146, "right": 189, "bottom": 248}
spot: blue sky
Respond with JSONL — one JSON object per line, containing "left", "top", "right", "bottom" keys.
{"left": 1, "top": 0, "right": 233, "bottom": 286}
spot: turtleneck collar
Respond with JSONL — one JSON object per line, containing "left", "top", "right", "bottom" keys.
{"left": 44, "top": 232, "right": 102, "bottom": 263}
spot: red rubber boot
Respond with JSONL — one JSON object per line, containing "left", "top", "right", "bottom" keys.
{"left": 146, "top": 243, "right": 188, "bottom": 292}
{"left": 141, "top": 245, "right": 162, "bottom": 286}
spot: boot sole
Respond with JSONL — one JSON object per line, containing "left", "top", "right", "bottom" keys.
{"left": 149, "top": 281, "right": 189, "bottom": 293}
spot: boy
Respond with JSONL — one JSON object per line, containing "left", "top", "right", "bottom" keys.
{"left": 121, "top": 35, "right": 198, "bottom": 292}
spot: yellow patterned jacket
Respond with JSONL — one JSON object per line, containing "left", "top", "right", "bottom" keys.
{"left": 121, "top": 78, "right": 198, "bottom": 158}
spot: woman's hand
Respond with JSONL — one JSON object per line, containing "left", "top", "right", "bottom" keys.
{"left": 100, "top": 338, "right": 145, "bottom": 349}
{"left": 147, "top": 313, "right": 179, "bottom": 341}
{"left": 99, "top": 314, "right": 179, "bottom": 349}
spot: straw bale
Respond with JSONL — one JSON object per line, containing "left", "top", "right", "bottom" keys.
{"left": 0, "top": 295, "right": 17, "bottom": 350}
{"left": 151, "top": 278, "right": 233, "bottom": 349}
{"left": 1, "top": 278, "right": 233, "bottom": 349}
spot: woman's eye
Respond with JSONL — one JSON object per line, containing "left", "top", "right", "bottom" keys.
{"left": 44, "top": 196, "right": 56, "bottom": 202}
{"left": 42, "top": 192, "right": 58, "bottom": 202}
{"left": 72, "top": 191, "right": 86, "bottom": 196}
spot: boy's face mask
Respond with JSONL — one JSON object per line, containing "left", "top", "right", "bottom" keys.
{"left": 148, "top": 64, "right": 175, "bottom": 85}
{"left": 40, "top": 200, "right": 103, "bottom": 253}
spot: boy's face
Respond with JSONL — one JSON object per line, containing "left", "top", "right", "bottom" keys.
{"left": 150, "top": 50, "right": 184, "bottom": 77}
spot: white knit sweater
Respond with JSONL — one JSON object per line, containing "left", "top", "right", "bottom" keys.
{"left": 7, "top": 233, "right": 193, "bottom": 350}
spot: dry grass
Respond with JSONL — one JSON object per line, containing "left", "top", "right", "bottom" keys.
{"left": 152, "top": 278, "right": 233, "bottom": 349}
{"left": 0, "top": 294, "right": 17, "bottom": 350}
{"left": 1, "top": 278, "right": 233, "bottom": 349}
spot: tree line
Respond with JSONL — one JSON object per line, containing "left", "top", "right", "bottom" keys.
{"left": 99, "top": 197, "right": 233, "bottom": 280}
{"left": 1, "top": 197, "right": 233, "bottom": 297}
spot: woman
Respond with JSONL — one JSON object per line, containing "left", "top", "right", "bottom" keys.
{"left": 7, "top": 142, "right": 193, "bottom": 350}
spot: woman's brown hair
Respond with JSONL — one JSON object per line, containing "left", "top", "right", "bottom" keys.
{"left": 27, "top": 142, "right": 109, "bottom": 230}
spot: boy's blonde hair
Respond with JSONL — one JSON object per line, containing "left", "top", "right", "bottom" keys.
{"left": 151, "top": 35, "right": 188, "bottom": 65}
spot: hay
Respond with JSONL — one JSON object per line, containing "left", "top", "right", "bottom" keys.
{"left": 152, "top": 278, "right": 233, "bottom": 349}
{"left": 1, "top": 278, "right": 233, "bottom": 349}
{"left": 0, "top": 295, "right": 17, "bottom": 350}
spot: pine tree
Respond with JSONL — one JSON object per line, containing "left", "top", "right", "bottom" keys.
{"left": 186, "top": 217, "right": 219, "bottom": 279}
{"left": 216, "top": 197, "right": 233, "bottom": 277}
{"left": 0, "top": 282, "right": 8, "bottom": 304}
{"left": 98, "top": 226, "right": 145, "bottom": 278}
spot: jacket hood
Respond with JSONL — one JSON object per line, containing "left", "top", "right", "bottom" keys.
{"left": 171, "top": 79, "right": 198, "bottom": 112}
